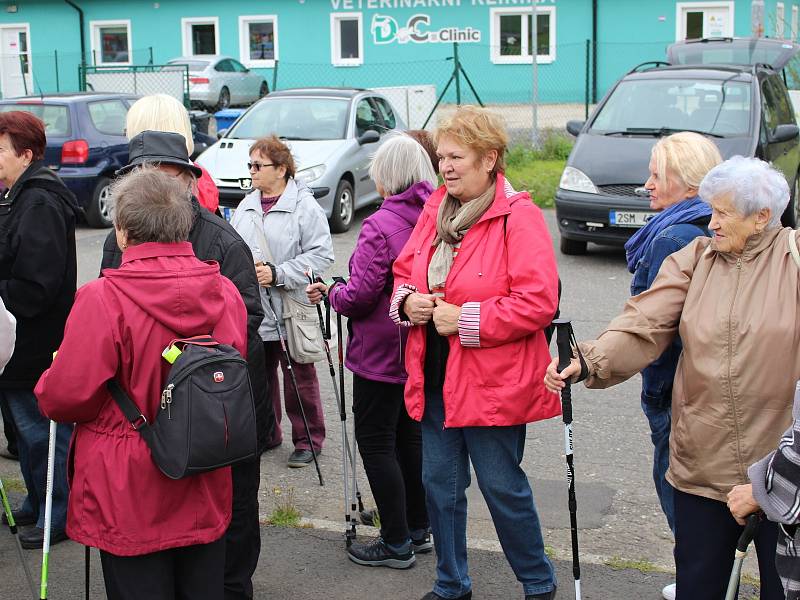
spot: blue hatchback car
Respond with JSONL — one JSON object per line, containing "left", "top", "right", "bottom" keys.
{"left": 0, "top": 93, "right": 215, "bottom": 227}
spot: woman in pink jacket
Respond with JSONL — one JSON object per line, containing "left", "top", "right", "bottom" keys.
{"left": 390, "top": 106, "right": 560, "bottom": 600}
{"left": 35, "top": 167, "right": 247, "bottom": 600}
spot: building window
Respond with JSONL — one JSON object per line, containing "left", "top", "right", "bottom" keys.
{"left": 490, "top": 7, "right": 556, "bottom": 65}
{"left": 181, "top": 17, "right": 219, "bottom": 57}
{"left": 777, "top": 3, "right": 786, "bottom": 39}
{"left": 675, "top": 2, "right": 735, "bottom": 40}
{"left": 90, "top": 20, "right": 131, "bottom": 66}
{"left": 331, "top": 12, "right": 363, "bottom": 67}
{"left": 239, "top": 15, "right": 278, "bottom": 68}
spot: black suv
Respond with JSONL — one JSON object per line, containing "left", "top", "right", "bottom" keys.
{"left": 556, "top": 38, "right": 800, "bottom": 255}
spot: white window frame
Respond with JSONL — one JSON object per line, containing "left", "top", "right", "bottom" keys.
{"left": 792, "top": 5, "right": 798, "bottom": 41}
{"left": 238, "top": 14, "right": 278, "bottom": 68}
{"left": 675, "top": 2, "right": 735, "bottom": 41}
{"left": 489, "top": 7, "right": 556, "bottom": 65}
{"left": 181, "top": 17, "right": 220, "bottom": 57}
{"left": 90, "top": 19, "right": 132, "bottom": 66}
{"left": 777, "top": 3, "right": 786, "bottom": 39}
{"left": 330, "top": 12, "right": 363, "bottom": 67}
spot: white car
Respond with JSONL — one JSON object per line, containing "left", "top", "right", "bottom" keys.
{"left": 167, "top": 55, "right": 268, "bottom": 111}
{"left": 196, "top": 88, "right": 405, "bottom": 232}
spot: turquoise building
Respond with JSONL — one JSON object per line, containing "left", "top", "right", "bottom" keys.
{"left": 1, "top": 0, "right": 798, "bottom": 103}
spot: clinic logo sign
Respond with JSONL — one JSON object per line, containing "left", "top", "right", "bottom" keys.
{"left": 371, "top": 13, "right": 480, "bottom": 45}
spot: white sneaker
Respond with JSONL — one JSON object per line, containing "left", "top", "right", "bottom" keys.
{"left": 662, "top": 583, "right": 676, "bottom": 600}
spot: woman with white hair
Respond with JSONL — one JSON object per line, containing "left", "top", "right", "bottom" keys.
{"left": 545, "top": 155, "right": 796, "bottom": 599}
{"left": 125, "top": 94, "right": 219, "bottom": 214}
{"left": 306, "top": 133, "right": 436, "bottom": 569}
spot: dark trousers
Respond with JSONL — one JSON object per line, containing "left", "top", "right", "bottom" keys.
{"left": 100, "top": 537, "right": 225, "bottom": 600}
{"left": 0, "top": 396, "right": 17, "bottom": 456}
{"left": 352, "top": 375, "right": 428, "bottom": 544}
{"left": 263, "top": 341, "right": 325, "bottom": 451}
{"left": 674, "top": 489, "right": 784, "bottom": 599}
{"left": 224, "top": 458, "right": 261, "bottom": 600}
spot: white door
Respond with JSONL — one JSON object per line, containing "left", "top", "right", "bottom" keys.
{"left": 0, "top": 26, "right": 33, "bottom": 98}
{"left": 677, "top": 3, "right": 734, "bottom": 40}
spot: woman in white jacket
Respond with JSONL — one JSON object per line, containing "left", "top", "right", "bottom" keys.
{"left": 231, "top": 135, "right": 334, "bottom": 468}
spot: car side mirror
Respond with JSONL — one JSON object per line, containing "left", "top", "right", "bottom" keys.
{"left": 357, "top": 130, "right": 380, "bottom": 145}
{"left": 217, "top": 128, "right": 228, "bottom": 140}
{"left": 566, "top": 120, "right": 585, "bottom": 137}
{"left": 769, "top": 123, "right": 800, "bottom": 144}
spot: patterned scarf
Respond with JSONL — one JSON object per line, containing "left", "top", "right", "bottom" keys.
{"left": 428, "top": 183, "right": 496, "bottom": 295}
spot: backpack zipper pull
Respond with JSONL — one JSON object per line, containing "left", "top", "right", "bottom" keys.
{"left": 162, "top": 383, "right": 174, "bottom": 419}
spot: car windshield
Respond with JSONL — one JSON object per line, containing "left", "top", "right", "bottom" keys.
{"left": 0, "top": 103, "right": 70, "bottom": 136}
{"left": 589, "top": 78, "right": 752, "bottom": 138}
{"left": 227, "top": 97, "right": 349, "bottom": 141}
{"left": 167, "top": 60, "right": 209, "bottom": 73}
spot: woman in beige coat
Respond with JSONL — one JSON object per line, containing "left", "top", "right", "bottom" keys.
{"left": 545, "top": 156, "right": 797, "bottom": 600}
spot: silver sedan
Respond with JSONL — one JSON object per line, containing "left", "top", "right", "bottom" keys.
{"left": 167, "top": 55, "right": 269, "bottom": 111}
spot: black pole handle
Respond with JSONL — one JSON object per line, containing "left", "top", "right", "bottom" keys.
{"left": 554, "top": 318, "right": 573, "bottom": 373}
{"left": 737, "top": 513, "right": 760, "bottom": 553}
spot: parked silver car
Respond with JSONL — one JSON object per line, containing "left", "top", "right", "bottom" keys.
{"left": 167, "top": 55, "right": 269, "bottom": 111}
{"left": 196, "top": 88, "right": 405, "bottom": 232}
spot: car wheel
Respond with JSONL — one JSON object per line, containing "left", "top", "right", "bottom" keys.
{"left": 329, "top": 179, "right": 354, "bottom": 233}
{"left": 215, "top": 87, "right": 230, "bottom": 111}
{"left": 784, "top": 174, "right": 800, "bottom": 228}
{"left": 560, "top": 237, "right": 587, "bottom": 256}
{"left": 259, "top": 81, "right": 269, "bottom": 98}
{"left": 86, "top": 176, "right": 113, "bottom": 228}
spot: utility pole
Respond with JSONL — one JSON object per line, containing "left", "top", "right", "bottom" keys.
{"left": 531, "top": 0, "right": 540, "bottom": 148}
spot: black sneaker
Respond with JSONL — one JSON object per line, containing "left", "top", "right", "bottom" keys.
{"left": 411, "top": 529, "right": 433, "bottom": 554}
{"left": 347, "top": 537, "right": 415, "bottom": 569}
{"left": 287, "top": 449, "right": 318, "bottom": 468}
{"left": 420, "top": 592, "right": 472, "bottom": 600}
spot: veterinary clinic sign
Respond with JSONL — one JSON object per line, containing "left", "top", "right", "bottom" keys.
{"left": 371, "top": 13, "right": 480, "bottom": 44}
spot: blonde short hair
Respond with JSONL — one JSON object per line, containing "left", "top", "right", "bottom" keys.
{"left": 651, "top": 131, "right": 722, "bottom": 192}
{"left": 434, "top": 105, "right": 509, "bottom": 175}
{"left": 126, "top": 94, "right": 194, "bottom": 155}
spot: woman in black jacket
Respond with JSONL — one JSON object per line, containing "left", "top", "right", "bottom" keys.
{"left": 0, "top": 111, "right": 79, "bottom": 548}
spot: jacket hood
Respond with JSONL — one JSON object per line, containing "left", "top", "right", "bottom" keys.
{"left": 381, "top": 181, "right": 432, "bottom": 226}
{"left": 7, "top": 161, "right": 82, "bottom": 219}
{"left": 102, "top": 242, "right": 226, "bottom": 337}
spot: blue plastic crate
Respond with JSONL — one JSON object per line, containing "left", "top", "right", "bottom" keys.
{"left": 214, "top": 108, "right": 246, "bottom": 132}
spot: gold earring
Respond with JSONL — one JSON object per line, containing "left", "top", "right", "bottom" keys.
{"left": 121, "top": 243, "right": 128, "bottom": 250}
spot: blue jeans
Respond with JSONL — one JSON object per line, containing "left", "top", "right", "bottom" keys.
{"left": 641, "top": 393, "right": 675, "bottom": 534}
{"left": 3, "top": 389, "right": 71, "bottom": 531}
{"left": 421, "top": 389, "right": 555, "bottom": 598}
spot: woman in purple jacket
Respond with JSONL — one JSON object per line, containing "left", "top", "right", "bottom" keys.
{"left": 307, "top": 133, "right": 437, "bottom": 569}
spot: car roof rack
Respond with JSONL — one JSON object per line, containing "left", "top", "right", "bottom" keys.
{"left": 628, "top": 61, "right": 670, "bottom": 74}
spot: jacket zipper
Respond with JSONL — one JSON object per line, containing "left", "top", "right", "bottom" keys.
{"left": 727, "top": 257, "right": 746, "bottom": 480}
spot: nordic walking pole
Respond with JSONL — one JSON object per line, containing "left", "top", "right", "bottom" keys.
{"left": 337, "top": 305, "right": 364, "bottom": 517}
{"left": 554, "top": 319, "right": 582, "bottom": 600}
{"left": 264, "top": 287, "right": 324, "bottom": 486}
{"left": 0, "top": 477, "right": 37, "bottom": 599}
{"left": 85, "top": 546, "right": 90, "bottom": 600}
{"left": 40, "top": 419, "right": 57, "bottom": 599}
{"left": 306, "top": 270, "right": 360, "bottom": 545}
{"left": 725, "top": 513, "right": 760, "bottom": 600}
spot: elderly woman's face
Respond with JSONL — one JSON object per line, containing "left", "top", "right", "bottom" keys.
{"left": 437, "top": 135, "right": 497, "bottom": 202}
{"left": 644, "top": 156, "right": 694, "bottom": 211}
{"left": 708, "top": 193, "right": 770, "bottom": 255}
{"left": 249, "top": 151, "right": 287, "bottom": 196}
{"left": 0, "top": 133, "right": 32, "bottom": 187}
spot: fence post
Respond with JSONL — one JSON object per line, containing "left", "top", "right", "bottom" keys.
{"left": 148, "top": 46, "right": 154, "bottom": 65}
{"left": 272, "top": 59, "right": 279, "bottom": 92}
{"left": 584, "top": 39, "right": 590, "bottom": 120}
{"left": 531, "top": 1, "right": 539, "bottom": 148}
{"left": 453, "top": 42, "right": 461, "bottom": 105}
{"left": 54, "top": 49, "right": 60, "bottom": 92}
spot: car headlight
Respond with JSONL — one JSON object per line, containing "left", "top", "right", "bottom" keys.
{"left": 559, "top": 166, "right": 599, "bottom": 194}
{"left": 295, "top": 164, "right": 326, "bottom": 185}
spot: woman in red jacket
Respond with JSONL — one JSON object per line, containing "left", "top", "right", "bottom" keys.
{"left": 390, "top": 106, "right": 560, "bottom": 600}
{"left": 35, "top": 166, "right": 247, "bottom": 600}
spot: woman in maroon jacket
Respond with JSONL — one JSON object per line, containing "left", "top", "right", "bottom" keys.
{"left": 35, "top": 167, "right": 248, "bottom": 600}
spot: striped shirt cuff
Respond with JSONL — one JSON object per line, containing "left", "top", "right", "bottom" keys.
{"left": 458, "top": 302, "right": 481, "bottom": 347}
{"left": 389, "top": 284, "right": 417, "bottom": 327}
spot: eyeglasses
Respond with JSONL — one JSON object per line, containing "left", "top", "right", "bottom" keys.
{"left": 247, "top": 162, "right": 275, "bottom": 172}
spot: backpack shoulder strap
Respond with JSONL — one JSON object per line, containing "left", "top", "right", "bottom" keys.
{"left": 107, "top": 380, "right": 150, "bottom": 432}
{"left": 789, "top": 230, "right": 800, "bottom": 269}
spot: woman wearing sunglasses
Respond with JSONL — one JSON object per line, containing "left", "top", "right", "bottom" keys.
{"left": 230, "top": 135, "right": 334, "bottom": 468}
